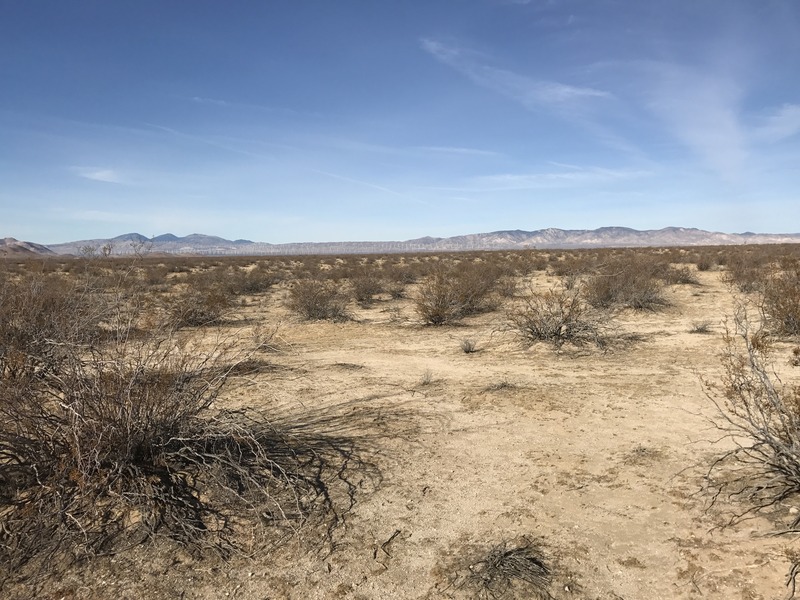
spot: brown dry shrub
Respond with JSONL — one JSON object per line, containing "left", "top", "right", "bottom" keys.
{"left": 507, "top": 284, "right": 611, "bottom": 349}
{"left": 415, "top": 262, "right": 502, "bottom": 325}
{"left": 762, "top": 261, "right": 800, "bottom": 337}
{"left": 0, "top": 267, "right": 376, "bottom": 590}
{"left": 660, "top": 264, "right": 700, "bottom": 286}
{"left": 705, "top": 308, "right": 800, "bottom": 536}
{"left": 287, "top": 279, "right": 350, "bottom": 321}
{"left": 583, "top": 254, "right": 669, "bottom": 310}
{"left": 349, "top": 267, "right": 385, "bottom": 305}
{"left": 165, "top": 283, "right": 235, "bottom": 328}
{"left": 721, "top": 251, "right": 768, "bottom": 293}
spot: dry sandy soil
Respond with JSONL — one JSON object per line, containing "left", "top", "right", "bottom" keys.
{"left": 19, "top": 266, "right": 800, "bottom": 600}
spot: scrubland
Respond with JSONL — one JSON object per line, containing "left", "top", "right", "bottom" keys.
{"left": 2, "top": 244, "right": 800, "bottom": 599}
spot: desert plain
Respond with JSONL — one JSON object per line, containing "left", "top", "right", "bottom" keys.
{"left": 2, "top": 245, "right": 800, "bottom": 600}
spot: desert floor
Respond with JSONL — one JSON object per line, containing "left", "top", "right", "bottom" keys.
{"left": 29, "top": 266, "right": 800, "bottom": 600}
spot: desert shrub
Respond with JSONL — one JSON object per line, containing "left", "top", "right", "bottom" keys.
{"left": 791, "top": 347, "right": 800, "bottom": 367}
{"left": 696, "top": 256, "right": 715, "bottom": 272}
{"left": 415, "top": 270, "right": 463, "bottom": 325}
{"left": 584, "top": 254, "right": 669, "bottom": 310}
{"left": 507, "top": 284, "right": 610, "bottom": 349}
{"left": 414, "top": 263, "right": 502, "bottom": 325}
{"left": 704, "top": 309, "right": 800, "bottom": 554}
{"left": 445, "top": 537, "right": 552, "bottom": 600}
{"left": 227, "top": 264, "right": 281, "bottom": 295}
{"left": 761, "top": 263, "right": 800, "bottom": 336}
{"left": 287, "top": 279, "right": 350, "bottom": 321}
{"left": 689, "top": 320, "right": 712, "bottom": 334}
{"left": 547, "top": 253, "right": 595, "bottom": 278}
{"left": 496, "top": 275, "right": 519, "bottom": 298}
{"left": 0, "top": 274, "right": 104, "bottom": 381}
{"left": 349, "top": 267, "right": 385, "bottom": 305}
{"left": 722, "top": 251, "right": 768, "bottom": 293}
{"left": 661, "top": 265, "right": 700, "bottom": 286}
{"left": 0, "top": 268, "right": 374, "bottom": 588}
{"left": 165, "top": 283, "right": 234, "bottom": 328}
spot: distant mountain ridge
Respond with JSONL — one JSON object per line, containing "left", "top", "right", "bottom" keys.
{"left": 37, "top": 227, "right": 800, "bottom": 256}
{"left": 0, "top": 237, "right": 55, "bottom": 257}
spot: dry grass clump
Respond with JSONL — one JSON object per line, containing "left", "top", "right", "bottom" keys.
{"left": 507, "top": 284, "right": 610, "bottom": 350}
{"left": 448, "top": 537, "right": 553, "bottom": 600}
{"left": 689, "top": 320, "right": 713, "bottom": 334}
{"left": 286, "top": 279, "right": 351, "bottom": 321}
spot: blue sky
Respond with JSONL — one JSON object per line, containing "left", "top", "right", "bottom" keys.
{"left": 2, "top": 1, "right": 799, "bottom": 244}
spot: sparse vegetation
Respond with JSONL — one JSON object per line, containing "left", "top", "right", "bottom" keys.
{"left": 5, "top": 243, "right": 800, "bottom": 598}
{"left": 689, "top": 320, "right": 713, "bottom": 334}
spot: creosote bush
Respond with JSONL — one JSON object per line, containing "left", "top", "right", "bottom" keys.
{"left": 507, "top": 284, "right": 610, "bottom": 349}
{"left": 584, "top": 254, "right": 670, "bottom": 310}
{"left": 415, "top": 262, "right": 502, "bottom": 325}
{"left": 287, "top": 279, "right": 350, "bottom": 321}
{"left": 721, "top": 251, "right": 768, "bottom": 293}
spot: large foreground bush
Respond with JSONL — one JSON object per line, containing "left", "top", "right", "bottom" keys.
{"left": 705, "top": 309, "right": 800, "bottom": 591}
{"left": 0, "top": 270, "right": 370, "bottom": 587}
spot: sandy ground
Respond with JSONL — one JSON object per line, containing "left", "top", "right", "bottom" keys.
{"left": 27, "top": 268, "right": 800, "bottom": 600}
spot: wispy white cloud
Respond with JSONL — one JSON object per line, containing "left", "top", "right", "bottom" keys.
{"left": 639, "top": 61, "right": 747, "bottom": 180}
{"left": 752, "top": 103, "right": 800, "bottom": 143}
{"left": 145, "top": 123, "right": 278, "bottom": 159}
{"left": 310, "top": 169, "right": 405, "bottom": 197}
{"left": 429, "top": 165, "right": 650, "bottom": 192}
{"left": 191, "top": 96, "right": 229, "bottom": 107}
{"left": 420, "top": 38, "right": 611, "bottom": 116}
{"left": 416, "top": 145, "right": 501, "bottom": 157}
{"left": 73, "top": 167, "right": 126, "bottom": 184}
{"left": 189, "top": 95, "right": 321, "bottom": 117}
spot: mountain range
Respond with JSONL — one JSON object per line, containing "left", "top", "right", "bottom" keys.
{"left": 3, "top": 227, "right": 800, "bottom": 257}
